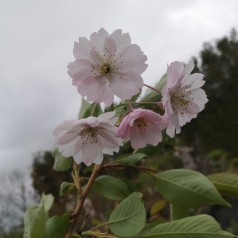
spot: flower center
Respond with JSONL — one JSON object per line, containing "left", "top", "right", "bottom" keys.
{"left": 79, "top": 125, "right": 104, "bottom": 144}
{"left": 90, "top": 50, "right": 122, "bottom": 85}
{"left": 101, "top": 64, "right": 111, "bottom": 74}
{"left": 171, "top": 96, "right": 189, "bottom": 107}
{"left": 134, "top": 117, "right": 147, "bottom": 129}
{"left": 171, "top": 87, "right": 193, "bottom": 108}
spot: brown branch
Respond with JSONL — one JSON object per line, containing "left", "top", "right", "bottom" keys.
{"left": 66, "top": 164, "right": 101, "bottom": 238}
{"left": 102, "top": 164, "right": 159, "bottom": 173}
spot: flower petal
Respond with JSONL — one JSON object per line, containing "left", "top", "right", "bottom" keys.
{"left": 118, "top": 44, "right": 147, "bottom": 75}
{"left": 69, "top": 28, "right": 147, "bottom": 106}
{"left": 130, "top": 127, "right": 146, "bottom": 149}
{"left": 90, "top": 28, "right": 109, "bottom": 54}
{"left": 111, "top": 73, "right": 143, "bottom": 100}
{"left": 111, "top": 29, "right": 131, "bottom": 52}
{"left": 73, "top": 37, "right": 93, "bottom": 60}
{"left": 82, "top": 142, "right": 102, "bottom": 166}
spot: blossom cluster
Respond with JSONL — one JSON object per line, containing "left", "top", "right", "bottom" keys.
{"left": 54, "top": 28, "right": 208, "bottom": 166}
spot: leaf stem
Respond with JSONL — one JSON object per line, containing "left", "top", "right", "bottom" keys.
{"left": 90, "top": 221, "right": 109, "bottom": 231}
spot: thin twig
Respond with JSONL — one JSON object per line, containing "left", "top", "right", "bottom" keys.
{"left": 66, "top": 164, "right": 101, "bottom": 238}
{"left": 102, "top": 164, "right": 159, "bottom": 173}
{"left": 144, "top": 83, "right": 161, "bottom": 94}
{"left": 113, "top": 102, "right": 159, "bottom": 110}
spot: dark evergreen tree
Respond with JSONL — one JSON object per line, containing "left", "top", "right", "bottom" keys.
{"left": 31, "top": 151, "right": 73, "bottom": 214}
{"left": 181, "top": 29, "right": 238, "bottom": 158}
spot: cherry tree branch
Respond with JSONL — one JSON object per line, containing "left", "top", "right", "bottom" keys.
{"left": 66, "top": 164, "right": 101, "bottom": 238}
{"left": 102, "top": 164, "right": 159, "bottom": 173}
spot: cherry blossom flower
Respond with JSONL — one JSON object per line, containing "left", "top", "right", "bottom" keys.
{"left": 53, "top": 112, "right": 122, "bottom": 166}
{"left": 68, "top": 28, "right": 147, "bottom": 106}
{"left": 161, "top": 61, "right": 208, "bottom": 138}
{"left": 118, "top": 108, "right": 168, "bottom": 149}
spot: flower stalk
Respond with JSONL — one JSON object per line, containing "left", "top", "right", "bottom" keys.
{"left": 143, "top": 83, "right": 161, "bottom": 94}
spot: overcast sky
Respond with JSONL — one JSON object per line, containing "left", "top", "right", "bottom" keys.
{"left": 1, "top": 0, "right": 238, "bottom": 173}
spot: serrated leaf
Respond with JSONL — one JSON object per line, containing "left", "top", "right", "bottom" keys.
{"left": 139, "top": 214, "right": 237, "bottom": 238}
{"left": 52, "top": 148, "right": 73, "bottom": 171}
{"left": 208, "top": 172, "right": 238, "bottom": 198}
{"left": 79, "top": 98, "right": 102, "bottom": 118}
{"left": 155, "top": 169, "right": 230, "bottom": 208}
{"left": 108, "top": 192, "right": 146, "bottom": 237}
{"left": 94, "top": 175, "right": 130, "bottom": 200}
{"left": 116, "top": 153, "right": 148, "bottom": 165}
{"left": 45, "top": 213, "right": 70, "bottom": 238}
{"left": 60, "top": 182, "right": 76, "bottom": 196}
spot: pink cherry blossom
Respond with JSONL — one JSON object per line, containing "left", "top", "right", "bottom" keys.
{"left": 68, "top": 28, "right": 147, "bottom": 106}
{"left": 53, "top": 112, "right": 122, "bottom": 166}
{"left": 118, "top": 108, "right": 168, "bottom": 149}
{"left": 161, "top": 61, "right": 208, "bottom": 138}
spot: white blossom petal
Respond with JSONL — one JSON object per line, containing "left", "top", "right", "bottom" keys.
{"left": 53, "top": 113, "right": 122, "bottom": 166}
{"left": 118, "top": 109, "right": 167, "bottom": 149}
{"left": 68, "top": 28, "right": 147, "bottom": 105}
{"left": 162, "top": 61, "right": 208, "bottom": 137}
{"left": 110, "top": 29, "right": 131, "bottom": 51}
{"left": 73, "top": 37, "right": 93, "bottom": 60}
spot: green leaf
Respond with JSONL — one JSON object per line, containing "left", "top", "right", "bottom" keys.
{"left": 23, "top": 194, "right": 54, "bottom": 238}
{"left": 24, "top": 205, "right": 47, "bottom": 238}
{"left": 45, "top": 213, "right": 70, "bottom": 238}
{"left": 155, "top": 73, "right": 167, "bottom": 90}
{"left": 24, "top": 194, "right": 55, "bottom": 238}
{"left": 108, "top": 192, "right": 146, "bottom": 237}
{"left": 94, "top": 175, "right": 130, "bottom": 200}
{"left": 79, "top": 98, "right": 91, "bottom": 118}
{"left": 139, "top": 214, "right": 237, "bottom": 238}
{"left": 171, "top": 204, "right": 190, "bottom": 220}
{"left": 79, "top": 98, "right": 102, "bottom": 118}
{"left": 60, "top": 182, "right": 76, "bottom": 196}
{"left": 41, "top": 193, "right": 54, "bottom": 212}
{"left": 141, "top": 74, "right": 167, "bottom": 102}
{"left": 154, "top": 169, "right": 230, "bottom": 208}
{"left": 114, "top": 103, "right": 129, "bottom": 123}
{"left": 208, "top": 172, "right": 238, "bottom": 198}
{"left": 116, "top": 153, "right": 148, "bottom": 165}
{"left": 130, "top": 90, "right": 142, "bottom": 102}
{"left": 52, "top": 148, "right": 73, "bottom": 172}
